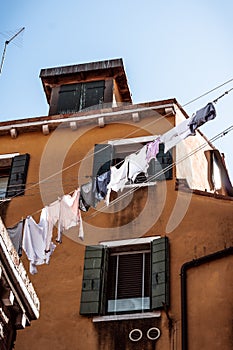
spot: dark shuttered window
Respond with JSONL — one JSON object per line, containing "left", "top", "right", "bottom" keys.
{"left": 80, "top": 237, "right": 169, "bottom": 316}
{"left": 92, "top": 142, "right": 173, "bottom": 186}
{"left": 57, "top": 80, "right": 105, "bottom": 114}
{"left": 4, "top": 154, "right": 30, "bottom": 198}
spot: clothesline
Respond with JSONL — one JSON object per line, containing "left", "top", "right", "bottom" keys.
{"left": 3, "top": 77, "right": 233, "bottom": 277}
{"left": 6, "top": 102, "right": 217, "bottom": 275}
{"left": 183, "top": 79, "right": 233, "bottom": 107}
{"left": 7, "top": 102, "right": 217, "bottom": 224}
{"left": 1, "top": 79, "right": 232, "bottom": 206}
{"left": 88, "top": 123, "right": 233, "bottom": 219}
{"left": 2, "top": 78, "right": 231, "bottom": 206}
{"left": 0, "top": 93, "right": 222, "bottom": 207}
{"left": 8, "top": 120, "right": 233, "bottom": 275}
{"left": 11, "top": 106, "right": 233, "bottom": 237}
{"left": 79, "top": 102, "right": 216, "bottom": 208}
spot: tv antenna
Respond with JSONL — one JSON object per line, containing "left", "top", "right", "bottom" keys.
{"left": 0, "top": 27, "right": 25, "bottom": 75}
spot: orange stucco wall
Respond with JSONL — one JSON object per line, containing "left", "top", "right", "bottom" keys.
{"left": 0, "top": 112, "right": 232, "bottom": 350}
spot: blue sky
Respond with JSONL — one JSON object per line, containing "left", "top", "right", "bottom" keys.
{"left": 0, "top": 0, "right": 233, "bottom": 178}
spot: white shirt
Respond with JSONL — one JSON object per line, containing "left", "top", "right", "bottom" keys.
{"left": 22, "top": 215, "right": 56, "bottom": 274}
{"left": 127, "top": 145, "right": 148, "bottom": 181}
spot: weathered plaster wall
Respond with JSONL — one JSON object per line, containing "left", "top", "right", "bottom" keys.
{"left": 187, "top": 256, "right": 233, "bottom": 350}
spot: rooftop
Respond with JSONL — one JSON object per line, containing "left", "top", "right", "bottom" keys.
{"left": 40, "top": 58, "right": 132, "bottom": 104}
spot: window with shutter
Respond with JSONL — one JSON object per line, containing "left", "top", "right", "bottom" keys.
{"left": 57, "top": 80, "right": 105, "bottom": 114}
{"left": 0, "top": 154, "right": 29, "bottom": 199}
{"left": 92, "top": 140, "right": 173, "bottom": 188}
{"left": 6, "top": 154, "right": 30, "bottom": 198}
{"left": 80, "top": 237, "right": 169, "bottom": 316}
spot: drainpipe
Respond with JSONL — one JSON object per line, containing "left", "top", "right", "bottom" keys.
{"left": 180, "top": 246, "right": 233, "bottom": 350}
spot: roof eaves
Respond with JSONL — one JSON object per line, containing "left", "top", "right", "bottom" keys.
{"left": 0, "top": 99, "right": 177, "bottom": 135}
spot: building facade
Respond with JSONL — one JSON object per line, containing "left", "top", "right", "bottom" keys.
{"left": 0, "top": 59, "right": 232, "bottom": 350}
{"left": 0, "top": 218, "right": 39, "bottom": 350}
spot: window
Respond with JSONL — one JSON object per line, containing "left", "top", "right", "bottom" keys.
{"left": 80, "top": 237, "right": 169, "bottom": 316}
{"left": 107, "top": 247, "right": 151, "bottom": 313}
{"left": 57, "top": 80, "right": 105, "bottom": 114}
{"left": 92, "top": 138, "right": 173, "bottom": 185}
{"left": 0, "top": 154, "right": 30, "bottom": 199}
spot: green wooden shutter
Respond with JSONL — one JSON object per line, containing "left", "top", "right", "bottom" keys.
{"left": 57, "top": 83, "right": 81, "bottom": 114}
{"left": 6, "top": 154, "right": 30, "bottom": 198}
{"left": 152, "top": 143, "right": 173, "bottom": 181}
{"left": 93, "top": 144, "right": 113, "bottom": 177}
{"left": 81, "top": 80, "right": 105, "bottom": 110}
{"left": 151, "top": 237, "right": 169, "bottom": 309}
{"left": 80, "top": 245, "right": 108, "bottom": 315}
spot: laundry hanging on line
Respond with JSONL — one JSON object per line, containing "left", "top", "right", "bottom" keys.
{"left": 22, "top": 211, "right": 56, "bottom": 274}
{"left": 188, "top": 102, "right": 216, "bottom": 134}
{"left": 7, "top": 188, "right": 84, "bottom": 274}
{"left": 80, "top": 102, "right": 217, "bottom": 209}
{"left": 56, "top": 189, "right": 84, "bottom": 242}
{"left": 5, "top": 102, "right": 217, "bottom": 274}
{"left": 161, "top": 102, "right": 216, "bottom": 153}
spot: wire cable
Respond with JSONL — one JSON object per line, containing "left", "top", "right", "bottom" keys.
{"left": 8, "top": 121, "right": 232, "bottom": 226}
{"left": 183, "top": 78, "right": 233, "bottom": 107}
{"left": 213, "top": 87, "right": 233, "bottom": 104}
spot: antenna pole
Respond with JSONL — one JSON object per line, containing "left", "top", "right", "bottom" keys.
{"left": 0, "top": 42, "right": 7, "bottom": 74}
{"left": 0, "top": 27, "right": 25, "bottom": 75}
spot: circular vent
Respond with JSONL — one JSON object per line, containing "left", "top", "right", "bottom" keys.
{"left": 129, "top": 329, "right": 143, "bottom": 342}
{"left": 147, "top": 327, "right": 161, "bottom": 340}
